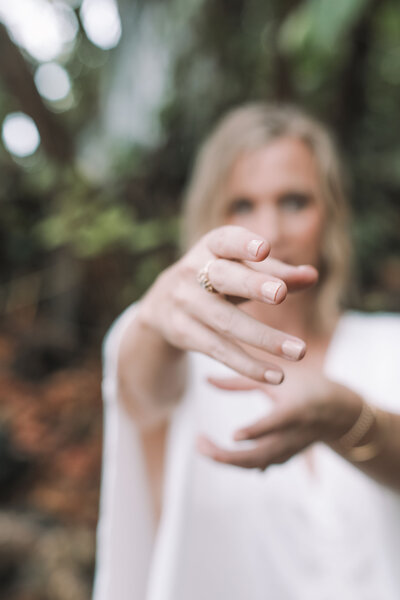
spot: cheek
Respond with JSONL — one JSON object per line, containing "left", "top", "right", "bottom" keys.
{"left": 287, "top": 209, "right": 325, "bottom": 249}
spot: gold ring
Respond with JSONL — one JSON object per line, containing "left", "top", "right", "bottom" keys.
{"left": 197, "top": 260, "right": 217, "bottom": 293}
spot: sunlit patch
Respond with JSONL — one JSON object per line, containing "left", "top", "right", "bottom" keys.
{"left": 35, "top": 62, "right": 72, "bottom": 102}
{"left": 2, "top": 113, "right": 41, "bottom": 157}
{"left": 0, "top": 0, "right": 79, "bottom": 62}
{"left": 80, "top": 0, "right": 122, "bottom": 50}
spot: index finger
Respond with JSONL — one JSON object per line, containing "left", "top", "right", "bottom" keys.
{"left": 206, "top": 226, "right": 270, "bottom": 262}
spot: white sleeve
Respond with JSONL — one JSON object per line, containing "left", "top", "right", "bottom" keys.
{"left": 92, "top": 304, "right": 155, "bottom": 600}
{"left": 325, "top": 312, "right": 400, "bottom": 414}
{"left": 372, "top": 313, "right": 400, "bottom": 414}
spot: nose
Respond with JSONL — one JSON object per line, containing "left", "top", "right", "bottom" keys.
{"left": 251, "top": 205, "right": 283, "bottom": 248}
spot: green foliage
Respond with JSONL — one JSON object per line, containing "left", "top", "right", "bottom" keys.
{"left": 280, "top": 0, "right": 370, "bottom": 56}
{"left": 33, "top": 172, "right": 179, "bottom": 258}
{"left": 0, "top": 0, "right": 398, "bottom": 321}
{"left": 37, "top": 205, "right": 178, "bottom": 258}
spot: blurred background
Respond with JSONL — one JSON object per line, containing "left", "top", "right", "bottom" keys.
{"left": 0, "top": 0, "right": 399, "bottom": 598}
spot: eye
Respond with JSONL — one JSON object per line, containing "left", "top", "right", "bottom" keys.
{"left": 226, "top": 198, "right": 254, "bottom": 216}
{"left": 279, "top": 192, "right": 311, "bottom": 211}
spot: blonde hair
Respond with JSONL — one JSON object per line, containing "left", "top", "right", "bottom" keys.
{"left": 181, "top": 103, "right": 352, "bottom": 332}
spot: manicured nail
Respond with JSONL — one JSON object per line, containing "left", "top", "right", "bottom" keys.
{"left": 247, "top": 239, "right": 264, "bottom": 257}
{"left": 282, "top": 340, "right": 306, "bottom": 360}
{"left": 264, "top": 370, "right": 284, "bottom": 384}
{"left": 261, "top": 281, "right": 282, "bottom": 302}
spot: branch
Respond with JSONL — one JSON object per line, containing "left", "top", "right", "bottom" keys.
{"left": 331, "top": 0, "right": 382, "bottom": 142}
{"left": 269, "top": 0, "right": 302, "bottom": 101}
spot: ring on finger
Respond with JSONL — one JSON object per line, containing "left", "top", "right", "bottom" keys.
{"left": 197, "top": 259, "right": 218, "bottom": 293}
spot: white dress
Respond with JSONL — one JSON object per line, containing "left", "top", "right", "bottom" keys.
{"left": 92, "top": 309, "right": 400, "bottom": 600}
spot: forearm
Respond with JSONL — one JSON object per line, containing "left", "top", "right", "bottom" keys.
{"left": 117, "top": 303, "right": 187, "bottom": 427}
{"left": 327, "top": 388, "right": 400, "bottom": 491}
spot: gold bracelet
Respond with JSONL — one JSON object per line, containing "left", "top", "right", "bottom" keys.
{"left": 336, "top": 401, "right": 382, "bottom": 463}
{"left": 338, "top": 401, "right": 376, "bottom": 448}
{"left": 345, "top": 439, "right": 380, "bottom": 462}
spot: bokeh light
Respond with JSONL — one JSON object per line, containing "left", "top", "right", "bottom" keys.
{"left": 35, "top": 62, "right": 72, "bottom": 102}
{"left": 0, "top": 0, "right": 79, "bottom": 62}
{"left": 2, "top": 112, "right": 41, "bottom": 157}
{"left": 80, "top": 0, "right": 121, "bottom": 50}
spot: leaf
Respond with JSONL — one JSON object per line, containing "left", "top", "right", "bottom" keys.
{"left": 279, "top": 0, "right": 370, "bottom": 56}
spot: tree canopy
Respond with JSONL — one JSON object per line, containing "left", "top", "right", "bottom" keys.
{"left": 0, "top": 0, "right": 399, "bottom": 339}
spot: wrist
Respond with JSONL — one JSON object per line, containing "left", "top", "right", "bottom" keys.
{"left": 136, "top": 292, "right": 157, "bottom": 331}
{"left": 320, "top": 383, "right": 364, "bottom": 444}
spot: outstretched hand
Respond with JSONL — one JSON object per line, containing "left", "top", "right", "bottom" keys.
{"left": 139, "top": 225, "right": 318, "bottom": 385}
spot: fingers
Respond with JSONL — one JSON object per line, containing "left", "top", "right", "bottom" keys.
{"left": 206, "top": 259, "right": 287, "bottom": 304}
{"left": 171, "top": 312, "right": 285, "bottom": 383}
{"left": 203, "top": 227, "right": 317, "bottom": 297}
{"left": 187, "top": 294, "right": 306, "bottom": 363}
{"left": 205, "top": 226, "right": 270, "bottom": 262}
{"left": 196, "top": 434, "right": 284, "bottom": 470}
{"left": 197, "top": 429, "right": 312, "bottom": 470}
{"left": 189, "top": 226, "right": 317, "bottom": 305}
{"left": 247, "top": 258, "right": 318, "bottom": 292}
{"left": 233, "top": 408, "right": 295, "bottom": 441}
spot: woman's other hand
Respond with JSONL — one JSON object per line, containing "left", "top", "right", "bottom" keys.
{"left": 196, "top": 372, "right": 362, "bottom": 469}
{"left": 138, "top": 225, "right": 318, "bottom": 385}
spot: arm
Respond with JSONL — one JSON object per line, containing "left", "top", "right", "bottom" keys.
{"left": 198, "top": 374, "right": 400, "bottom": 492}
{"left": 117, "top": 305, "right": 188, "bottom": 426}
{"left": 327, "top": 390, "right": 400, "bottom": 491}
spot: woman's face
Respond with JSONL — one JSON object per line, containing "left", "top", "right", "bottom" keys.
{"left": 223, "top": 136, "right": 326, "bottom": 269}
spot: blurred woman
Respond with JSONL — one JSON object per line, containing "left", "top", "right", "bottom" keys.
{"left": 93, "top": 104, "right": 400, "bottom": 600}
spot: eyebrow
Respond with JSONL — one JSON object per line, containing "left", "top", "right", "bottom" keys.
{"left": 278, "top": 189, "right": 314, "bottom": 197}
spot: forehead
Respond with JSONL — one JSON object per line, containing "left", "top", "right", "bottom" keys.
{"left": 224, "top": 136, "right": 321, "bottom": 196}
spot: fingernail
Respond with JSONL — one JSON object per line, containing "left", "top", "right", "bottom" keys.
{"left": 282, "top": 340, "right": 306, "bottom": 360}
{"left": 247, "top": 239, "right": 264, "bottom": 257}
{"left": 264, "top": 370, "right": 284, "bottom": 384}
{"left": 261, "top": 281, "right": 282, "bottom": 302}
